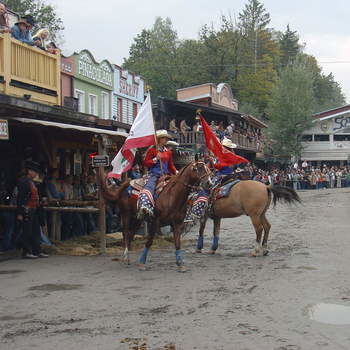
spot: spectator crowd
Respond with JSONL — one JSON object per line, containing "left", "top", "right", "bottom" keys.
{"left": 0, "top": 169, "right": 120, "bottom": 253}
{"left": 0, "top": 3, "right": 59, "bottom": 54}
{"left": 169, "top": 118, "right": 265, "bottom": 151}
{"left": 242, "top": 163, "right": 350, "bottom": 191}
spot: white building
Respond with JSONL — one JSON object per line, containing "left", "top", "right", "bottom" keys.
{"left": 112, "top": 66, "right": 145, "bottom": 128}
{"left": 301, "top": 105, "right": 350, "bottom": 165}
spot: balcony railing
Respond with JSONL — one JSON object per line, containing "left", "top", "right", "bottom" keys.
{"left": 173, "top": 131, "right": 262, "bottom": 153}
{"left": 0, "top": 33, "right": 60, "bottom": 105}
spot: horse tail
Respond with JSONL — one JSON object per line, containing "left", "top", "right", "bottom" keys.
{"left": 267, "top": 185, "right": 301, "bottom": 207}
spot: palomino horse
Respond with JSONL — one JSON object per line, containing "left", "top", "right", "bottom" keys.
{"left": 196, "top": 181, "right": 300, "bottom": 256}
{"left": 100, "top": 161, "right": 213, "bottom": 269}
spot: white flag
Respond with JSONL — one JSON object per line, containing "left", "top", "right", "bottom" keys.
{"left": 111, "top": 94, "right": 155, "bottom": 178}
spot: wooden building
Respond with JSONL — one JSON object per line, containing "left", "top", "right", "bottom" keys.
{"left": 301, "top": 105, "right": 350, "bottom": 166}
{"left": 154, "top": 83, "right": 267, "bottom": 161}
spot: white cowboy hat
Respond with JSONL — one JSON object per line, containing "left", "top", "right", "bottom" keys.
{"left": 166, "top": 140, "right": 179, "bottom": 147}
{"left": 156, "top": 129, "right": 172, "bottom": 139}
{"left": 221, "top": 138, "right": 237, "bottom": 149}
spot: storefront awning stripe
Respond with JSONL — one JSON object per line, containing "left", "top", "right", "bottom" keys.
{"left": 9, "top": 117, "right": 128, "bottom": 137}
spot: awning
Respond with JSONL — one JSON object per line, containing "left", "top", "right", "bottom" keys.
{"left": 9, "top": 117, "right": 129, "bottom": 137}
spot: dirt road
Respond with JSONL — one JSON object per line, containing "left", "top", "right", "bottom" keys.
{"left": 1, "top": 188, "right": 350, "bottom": 350}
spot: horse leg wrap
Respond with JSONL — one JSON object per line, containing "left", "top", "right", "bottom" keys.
{"left": 197, "top": 236, "right": 204, "bottom": 250}
{"left": 175, "top": 249, "right": 184, "bottom": 266}
{"left": 139, "top": 247, "right": 149, "bottom": 264}
{"left": 211, "top": 236, "right": 219, "bottom": 251}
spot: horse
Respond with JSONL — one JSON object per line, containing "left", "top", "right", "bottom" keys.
{"left": 100, "top": 161, "right": 213, "bottom": 269}
{"left": 196, "top": 180, "right": 300, "bottom": 257}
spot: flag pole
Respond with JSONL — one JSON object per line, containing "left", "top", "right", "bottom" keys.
{"left": 147, "top": 90, "right": 164, "bottom": 175}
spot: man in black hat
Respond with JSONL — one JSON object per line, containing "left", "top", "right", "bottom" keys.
{"left": 11, "top": 15, "right": 38, "bottom": 46}
{"left": 17, "top": 161, "right": 48, "bottom": 259}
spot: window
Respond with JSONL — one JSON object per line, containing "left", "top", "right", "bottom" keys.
{"left": 301, "top": 135, "right": 313, "bottom": 142}
{"left": 133, "top": 103, "right": 138, "bottom": 119}
{"left": 334, "top": 135, "right": 350, "bottom": 141}
{"left": 89, "top": 94, "right": 98, "bottom": 116}
{"left": 117, "top": 98, "right": 123, "bottom": 122}
{"left": 314, "top": 134, "right": 329, "bottom": 142}
{"left": 74, "top": 89, "right": 85, "bottom": 113}
{"left": 101, "top": 92, "right": 109, "bottom": 119}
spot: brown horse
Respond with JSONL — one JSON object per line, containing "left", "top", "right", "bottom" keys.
{"left": 100, "top": 161, "right": 213, "bottom": 269}
{"left": 196, "top": 180, "right": 300, "bottom": 256}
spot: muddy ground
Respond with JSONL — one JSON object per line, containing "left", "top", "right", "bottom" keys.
{"left": 1, "top": 188, "right": 350, "bottom": 350}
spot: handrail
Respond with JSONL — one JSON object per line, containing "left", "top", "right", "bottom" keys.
{"left": 0, "top": 33, "right": 61, "bottom": 105}
{"left": 173, "top": 130, "right": 261, "bottom": 152}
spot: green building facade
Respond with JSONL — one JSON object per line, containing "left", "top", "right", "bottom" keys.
{"left": 72, "top": 50, "right": 114, "bottom": 119}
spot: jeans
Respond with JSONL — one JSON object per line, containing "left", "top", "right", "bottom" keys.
{"left": 19, "top": 209, "right": 41, "bottom": 256}
{"left": 1, "top": 211, "right": 15, "bottom": 251}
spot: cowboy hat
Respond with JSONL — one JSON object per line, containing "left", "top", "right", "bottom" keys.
{"left": 156, "top": 129, "right": 172, "bottom": 139}
{"left": 25, "top": 160, "right": 42, "bottom": 174}
{"left": 221, "top": 138, "right": 237, "bottom": 149}
{"left": 22, "top": 14, "right": 35, "bottom": 26}
{"left": 166, "top": 140, "right": 179, "bottom": 147}
{"left": 15, "top": 17, "right": 29, "bottom": 26}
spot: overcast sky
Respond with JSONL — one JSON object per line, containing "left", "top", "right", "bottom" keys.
{"left": 52, "top": 0, "right": 350, "bottom": 102}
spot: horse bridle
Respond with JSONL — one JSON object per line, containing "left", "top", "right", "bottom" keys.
{"left": 174, "top": 161, "right": 213, "bottom": 191}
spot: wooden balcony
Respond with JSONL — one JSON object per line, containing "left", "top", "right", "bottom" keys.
{"left": 0, "top": 33, "right": 60, "bottom": 105}
{"left": 173, "top": 131, "right": 262, "bottom": 153}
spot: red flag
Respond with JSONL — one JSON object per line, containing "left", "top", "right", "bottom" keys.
{"left": 199, "top": 116, "right": 249, "bottom": 165}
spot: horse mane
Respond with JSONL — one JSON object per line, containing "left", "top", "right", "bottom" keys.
{"left": 162, "top": 162, "right": 194, "bottom": 193}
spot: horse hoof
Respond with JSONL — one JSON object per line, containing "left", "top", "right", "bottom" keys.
{"left": 196, "top": 249, "right": 202, "bottom": 254}
{"left": 251, "top": 251, "right": 258, "bottom": 257}
{"left": 138, "top": 263, "right": 147, "bottom": 271}
{"left": 263, "top": 250, "right": 269, "bottom": 256}
{"left": 177, "top": 265, "right": 187, "bottom": 273}
{"left": 209, "top": 250, "right": 216, "bottom": 255}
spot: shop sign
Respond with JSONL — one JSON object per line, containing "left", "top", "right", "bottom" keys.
{"left": 0, "top": 119, "right": 9, "bottom": 140}
{"left": 91, "top": 155, "right": 110, "bottom": 167}
{"left": 78, "top": 51, "right": 113, "bottom": 88}
{"left": 333, "top": 115, "right": 350, "bottom": 132}
{"left": 119, "top": 79, "right": 139, "bottom": 98}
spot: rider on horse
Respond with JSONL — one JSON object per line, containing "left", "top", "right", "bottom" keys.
{"left": 184, "top": 138, "right": 238, "bottom": 223}
{"left": 138, "top": 129, "right": 177, "bottom": 218}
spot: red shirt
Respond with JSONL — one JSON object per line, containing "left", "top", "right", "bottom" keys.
{"left": 143, "top": 146, "right": 177, "bottom": 175}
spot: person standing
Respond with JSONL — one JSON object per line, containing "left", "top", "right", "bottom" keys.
{"left": 0, "top": 3, "right": 10, "bottom": 33}
{"left": 16, "top": 161, "right": 48, "bottom": 259}
{"left": 169, "top": 118, "right": 178, "bottom": 134}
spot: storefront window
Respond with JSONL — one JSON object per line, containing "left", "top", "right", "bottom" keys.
{"left": 101, "top": 92, "right": 109, "bottom": 119}
{"left": 301, "top": 135, "right": 313, "bottom": 142}
{"left": 89, "top": 94, "right": 98, "bottom": 116}
{"left": 75, "top": 89, "right": 85, "bottom": 113}
{"left": 334, "top": 135, "right": 350, "bottom": 141}
{"left": 314, "top": 134, "right": 330, "bottom": 142}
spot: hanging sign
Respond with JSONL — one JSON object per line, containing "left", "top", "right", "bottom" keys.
{"left": 0, "top": 119, "right": 9, "bottom": 140}
{"left": 91, "top": 155, "right": 110, "bottom": 167}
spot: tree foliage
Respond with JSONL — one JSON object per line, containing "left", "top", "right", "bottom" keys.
{"left": 267, "top": 58, "right": 316, "bottom": 158}
{"left": 5, "top": 0, "right": 64, "bottom": 41}
{"left": 124, "top": 0, "right": 346, "bottom": 123}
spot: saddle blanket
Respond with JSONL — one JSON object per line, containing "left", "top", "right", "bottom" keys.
{"left": 215, "top": 179, "right": 240, "bottom": 200}
{"left": 127, "top": 175, "right": 171, "bottom": 199}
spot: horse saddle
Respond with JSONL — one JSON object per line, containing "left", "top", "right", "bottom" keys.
{"left": 215, "top": 179, "right": 241, "bottom": 200}
{"left": 129, "top": 175, "right": 172, "bottom": 198}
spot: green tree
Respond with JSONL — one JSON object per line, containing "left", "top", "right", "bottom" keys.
{"left": 5, "top": 0, "right": 64, "bottom": 41}
{"left": 279, "top": 25, "right": 300, "bottom": 68}
{"left": 267, "top": 59, "right": 316, "bottom": 158}
{"left": 124, "top": 17, "right": 179, "bottom": 99}
{"left": 236, "top": 0, "right": 279, "bottom": 112}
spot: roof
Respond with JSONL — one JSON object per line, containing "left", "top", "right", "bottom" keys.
{"left": 0, "top": 93, "right": 130, "bottom": 133}
{"left": 157, "top": 97, "right": 243, "bottom": 120}
{"left": 313, "top": 104, "right": 350, "bottom": 120}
